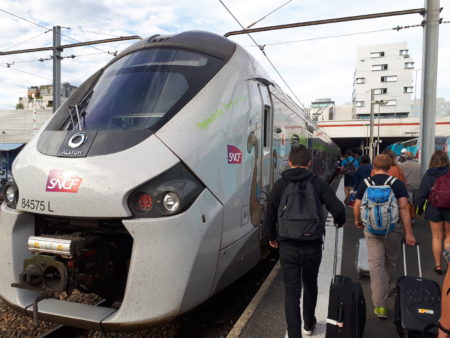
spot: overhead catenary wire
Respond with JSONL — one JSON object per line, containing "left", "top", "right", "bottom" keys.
{"left": 0, "top": 8, "right": 49, "bottom": 30}
{"left": 66, "top": 27, "right": 122, "bottom": 38}
{"left": 1, "top": 29, "right": 52, "bottom": 52}
{"left": 1, "top": 51, "right": 116, "bottom": 68}
{"left": 58, "top": 31, "right": 110, "bottom": 55}
{"left": 246, "top": 0, "right": 293, "bottom": 29}
{"left": 1, "top": 64, "right": 52, "bottom": 81}
{"left": 0, "top": 8, "right": 112, "bottom": 55}
{"left": 218, "top": 0, "right": 308, "bottom": 113}
{"left": 225, "top": 8, "right": 425, "bottom": 37}
{"left": 246, "top": 23, "right": 423, "bottom": 47}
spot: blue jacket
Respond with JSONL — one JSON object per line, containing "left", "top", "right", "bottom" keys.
{"left": 417, "top": 166, "right": 450, "bottom": 219}
{"left": 353, "top": 164, "right": 373, "bottom": 190}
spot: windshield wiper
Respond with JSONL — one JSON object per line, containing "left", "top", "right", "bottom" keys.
{"left": 67, "top": 89, "right": 94, "bottom": 131}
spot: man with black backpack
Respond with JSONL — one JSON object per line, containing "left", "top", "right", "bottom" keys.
{"left": 264, "top": 146, "right": 345, "bottom": 337}
{"left": 341, "top": 149, "right": 359, "bottom": 204}
{"left": 353, "top": 154, "right": 416, "bottom": 320}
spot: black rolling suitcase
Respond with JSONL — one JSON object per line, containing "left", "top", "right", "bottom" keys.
{"left": 395, "top": 241, "right": 441, "bottom": 338}
{"left": 326, "top": 226, "right": 366, "bottom": 338}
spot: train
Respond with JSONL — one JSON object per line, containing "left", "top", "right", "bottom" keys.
{"left": 0, "top": 31, "right": 339, "bottom": 330}
{"left": 385, "top": 136, "right": 450, "bottom": 159}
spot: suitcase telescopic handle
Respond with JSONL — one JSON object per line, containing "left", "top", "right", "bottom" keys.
{"left": 333, "top": 224, "right": 339, "bottom": 278}
{"left": 401, "top": 240, "right": 422, "bottom": 278}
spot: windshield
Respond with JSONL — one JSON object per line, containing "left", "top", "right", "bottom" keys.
{"left": 61, "top": 48, "right": 223, "bottom": 131}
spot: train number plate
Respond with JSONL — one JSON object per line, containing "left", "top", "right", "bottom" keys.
{"left": 21, "top": 198, "right": 54, "bottom": 213}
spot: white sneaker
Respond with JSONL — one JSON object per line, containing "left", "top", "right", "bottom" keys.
{"left": 302, "top": 328, "right": 313, "bottom": 336}
{"left": 302, "top": 322, "right": 316, "bottom": 336}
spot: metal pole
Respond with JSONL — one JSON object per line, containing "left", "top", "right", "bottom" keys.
{"left": 53, "top": 26, "right": 61, "bottom": 113}
{"left": 420, "top": 0, "right": 440, "bottom": 173}
{"left": 377, "top": 103, "right": 381, "bottom": 155}
{"left": 414, "top": 69, "right": 419, "bottom": 112}
{"left": 369, "top": 89, "right": 374, "bottom": 161}
{"left": 32, "top": 94, "right": 36, "bottom": 135}
{"left": 366, "top": 124, "right": 369, "bottom": 155}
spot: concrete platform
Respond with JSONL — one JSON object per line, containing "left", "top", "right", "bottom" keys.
{"left": 228, "top": 177, "right": 445, "bottom": 338}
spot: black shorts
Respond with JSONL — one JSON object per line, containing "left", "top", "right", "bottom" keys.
{"left": 428, "top": 209, "right": 450, "bottom": 223}
{"left": 344, "top": 174, "right": 354, "bottom": 187}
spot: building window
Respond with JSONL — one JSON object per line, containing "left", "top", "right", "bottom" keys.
{"left": 372, "top": 64, "right": 388, "bottom": 71}
{"left": 405, "top": 62, "right": 414, "bottom": 69}
{"left": 373, "top": 88, "right": 388, "bottom": 95}
{"left": 404, "top": 86, "right": 414, "bottom": 93}
{"left": 381, "top": 75, "right": 397, "bottom": 82}
{"left": 400, "top": 49, "right": 409, "bottom": 56}
{"left": 356, "top": 101, "right": 365, "bottom": 107}
{"left": 356, "top": 77, "right": 365, "bottom": 84}
{"left": 384, "top": 100, "right": 396, "bottom": 106}
{"left": 370, "top": 51, "right": 385, "bottom": 58}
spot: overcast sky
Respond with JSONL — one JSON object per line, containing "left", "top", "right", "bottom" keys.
{"left": 0, "top": 0, "right": 448, "bottom": 110}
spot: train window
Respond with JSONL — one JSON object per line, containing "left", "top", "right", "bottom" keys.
{"left": 263, "top": 105, "right": 270, "bottom": 148}
{"left": 54, "top": 48, "right": 224, "bottom": 132}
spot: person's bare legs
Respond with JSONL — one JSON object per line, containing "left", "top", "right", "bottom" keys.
{"left": 445, "top": 221, "right": 450, "bottom": 244}
{"left": 429, "top": 220, "right": 444, "bottom": 270}
{"left": 344, "top": 186, "right": 351, "bottom": 201}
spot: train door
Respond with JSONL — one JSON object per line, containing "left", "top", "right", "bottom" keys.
{"left": 247, "top": 80, "right": 274, "bottom": 230}
{"left": 219, "top": 79, "right": 274, "bottom": 250}
{"left": 258, "top": 84, "right": 274, "bottom": 193}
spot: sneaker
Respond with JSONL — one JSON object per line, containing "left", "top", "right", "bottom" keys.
{"left": 303, "top": 320, "right": 316, "bottom": 336}
{"left": 374, "top": 306, "right": 388, "bottom": 319}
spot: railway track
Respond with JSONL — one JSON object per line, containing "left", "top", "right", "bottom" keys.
{"left": 28, "top": 253, "right": 278, "bottom": 338}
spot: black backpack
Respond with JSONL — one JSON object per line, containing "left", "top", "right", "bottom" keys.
{"left": 343, "top": 158, "right": 356, "bottom": 176}
{"left": 277, "top": 175, "right": 324, "bottom": 241}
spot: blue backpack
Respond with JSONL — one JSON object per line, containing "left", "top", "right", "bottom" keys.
{"left": 361, "top": 176, "right": 399, "bottom": 235}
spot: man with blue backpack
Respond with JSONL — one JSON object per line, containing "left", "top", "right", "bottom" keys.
{"left": 353, "top": 154, "right": 416, "bottom": 319}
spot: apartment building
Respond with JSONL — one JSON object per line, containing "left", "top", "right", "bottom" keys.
{"left": 352, "top": 42, "right": 414, "bottom": 119}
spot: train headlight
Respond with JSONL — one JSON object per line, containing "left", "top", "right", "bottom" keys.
{"left": 4, "top": 179, "right": 18, "bottom": 209}
{"left": 163, "top": 192, "right": 180, "bottom": 213}
{"left": 128, "top": 162, "right": 204, "bottom": 218}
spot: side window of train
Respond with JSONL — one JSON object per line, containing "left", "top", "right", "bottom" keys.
{"left": 263, "top": 104, "right": 271, "bottom": 149}
{"left": 255, "top": 81, "right": 275, "bottom": 190}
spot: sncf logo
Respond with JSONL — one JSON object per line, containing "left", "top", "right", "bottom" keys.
{"left": 227, "top": 145, "right": 242, "bottom": 164}
{"left": 46, "top": 170, "right": 82, "bottom": 193}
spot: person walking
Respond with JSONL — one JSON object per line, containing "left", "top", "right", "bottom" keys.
{"left": 371, "top": 149, "right": 406, "bottom": 183}
{"left": 417, "top": 150, "right": 450, "bottom": 275}
{"left": 334, "top": 156, "right": 343, "bottom": 179}
{"left": 341, "top": 149, "right": 359, "bottom": 203}
{"left": 354, "top": 154, "right": 416, "bottom": 319}
{"left": 399, "top": 148, "right": 407, "bottom": 163}
{"left": 353, "top": 155, "right": 372, "bottom": 191}
{"left": 264, "top": 146, "right": 345, "bottom": 337}
{"left": 400, "top": 151, "right": 422, "bottom": 213}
